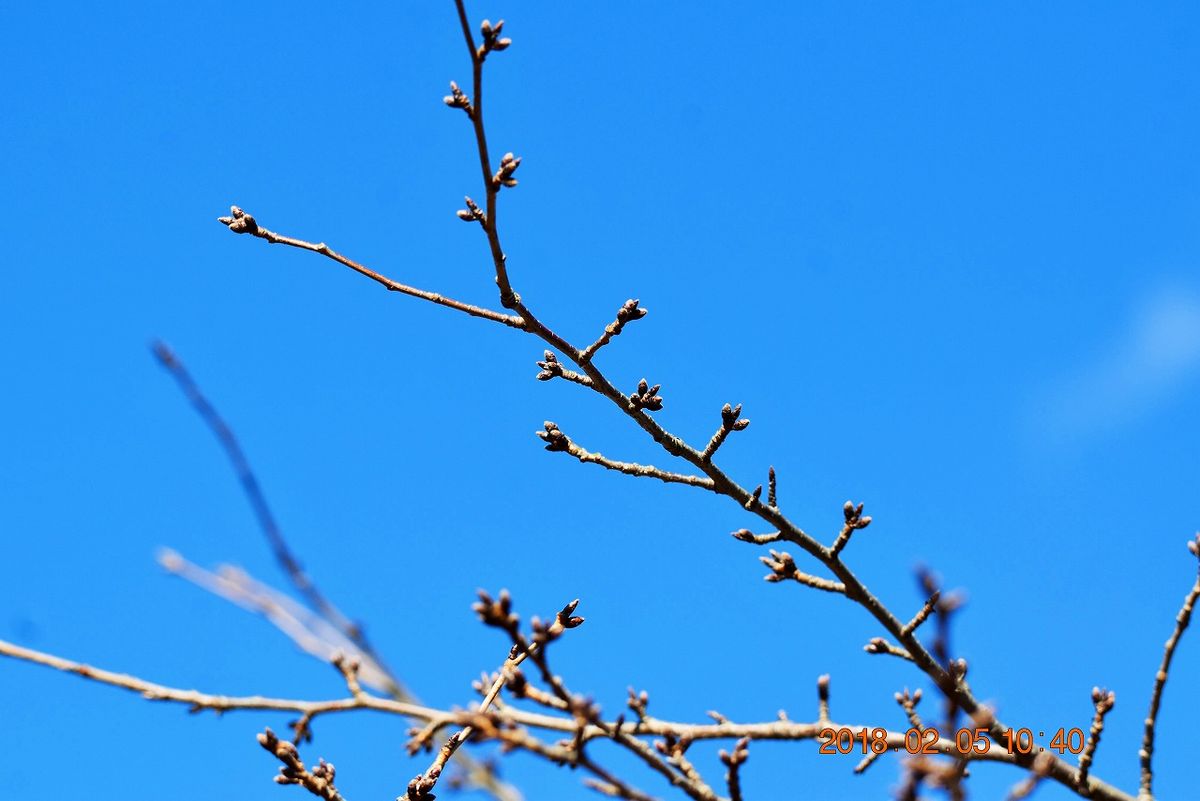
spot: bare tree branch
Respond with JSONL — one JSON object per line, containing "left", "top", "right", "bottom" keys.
{"left": 1137, "top": 534, "right": 1200, "bottom": 801}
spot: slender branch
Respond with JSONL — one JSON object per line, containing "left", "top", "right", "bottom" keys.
{"left": 616, "top": 733, "right": 715, "bottom": 801}
{"left": 579, "top": 299, "right": 649, "bottom": 363}
{"left": 1079, "top": 687, "right": 1115, "bottom": 793}
{"left": 761, "top": 550, "right": 845, "bottom": 594}
{"left": 719, "top": 737, "right": 748, "bottom": 801}
{"left": 0, "top": 634, "right": 1068, "bottom": 766}
{"left": 453, "top": 0, "right": 517, "bottom": 307}
{"left": 731, "top": 529, "right": 781, "bottom": 545}
{"left": 258, "top": 726, "right": 346, "bottom": 801}
{"left": 217, "top": 207, "right": 523, "bottom": 328}
{"left": 1137, "top": 536, "right": 1200, "bottom": 801}
{"left": 538, "top": 422, "right": 714, "bottom": 489}
{"left": 901, "top": 591, "right": 940, "bottom": 638}
{"left": 895, "top": 688, "right": 924, "bottom": 730}
{"left": 865, "top": 637, "right": 914, "bottom": 662}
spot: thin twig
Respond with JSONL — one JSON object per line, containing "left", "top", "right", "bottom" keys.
{"left": 901, "top": 591, "right": 940, "bottom": 637}
{"left": 761, "top": 550, "right": 845, "bottom": 594}
{"left": 865, "top": 637, "right": 914, "bottom": 661}
{"left": 1078, "top": 687, "right": 1115, "bottom": 794}
{"left": 719, "top": 737, "right": 748, "bottom": 801}
{"left": 258, "top": 726, "right": 347, "bottom": 801}
{"left": 1137, "top": 537, "right": 1200, "bottom": 801}
{"left": 217, "top": 207, "right": 523, "bottom": 328}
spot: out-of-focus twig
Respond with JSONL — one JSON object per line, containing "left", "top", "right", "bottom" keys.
{"left": 153, "top": 342, "right": 520, "bottom": 801}
{"left": 152, "top": 341, "right": 371, "bottom": 659}
{"left": 157, "top": 549, "right": 395, "bottom": 693}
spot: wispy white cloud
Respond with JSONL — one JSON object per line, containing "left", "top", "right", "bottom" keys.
{"left": 1035, "top": 286, "right": 1200, "bottom": 443}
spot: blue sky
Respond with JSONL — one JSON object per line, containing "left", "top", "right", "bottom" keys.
{"left": 1, "top": 2, "right": 1198, "bottom": 800}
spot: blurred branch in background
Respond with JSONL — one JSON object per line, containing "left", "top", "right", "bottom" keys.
{"left": 151, "top": 341, "right": 519, "bottom": 801}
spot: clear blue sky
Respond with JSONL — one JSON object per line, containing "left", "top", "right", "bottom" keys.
{"left": 1, "top": 2, "right": 1198, "bottom": 800}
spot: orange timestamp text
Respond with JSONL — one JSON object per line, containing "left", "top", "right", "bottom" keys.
{"left": 817, "top": 727, "right": 1090, "bottom": 756}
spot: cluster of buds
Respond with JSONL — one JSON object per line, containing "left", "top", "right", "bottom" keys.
{"left": 579, "top": 299, "right": 649, "bottom": 362}
{"left": 655, "top": 731, "right": 695, "bottom": 762}
{"left": 1092, "top": 686, "right": 1116, "bottom": 713}
{"left": 217, "top": 205, "right": 259, "bottom": 235}
{"left": 256, "top": 728, "right": 340, "bottom": 799}
{"left": 719, "top": 736, "right": 750, "bottom": 772}
{"left": 474, "top": 589, "right": 521, "bottom": 635}
{"left": 701, "top": 402, "right": 750, "bottom": 461}
{"left": 536, "top": 350, "right": 564, "bottom": 381}
{"left": 406, "top": 769, "right": 440, "bottom": 801}
{"left": 721, "top": 402, "right": 750, "bottom": 432}
{"left": 629, "top": 378, "right": 663, "bottom": 411}
{"left": 493, "top": 151, "right": 521, "bottom": 189}
{"left": 761, "top": 549, "right": 799, "bottom": 582}
{"left": 830, "top": 500, "right": 872, "bottom": 558}
{"left": 843, "top": 501, "right": 872, "bottom": 530}
{"left": 864, "top": 637, "right": 893, "bottom": 655}
{"left": 479, "top": 19, "right": 512, "bottom": 58}
{"left": 310, "top": 761, "right": 337, "bottom": 791}
{"left": 615, "top": 298, "right": 648, "bottom": 327}
{"left": 626, "top": 687, "right": 650, "bottom": 721}
{"left": 455, "top": 196, "right": 485, "bottom": 224}
{"left": 537, "top": 421, "right": 571, "bottom": 452}
{"left": 533, "top": 350, "right": 593, "bottom": 387}
{"left": 531, "top": 598, "right": 585, "bottom": 650}
{"left": 443, "top": 80, "right": 470, "bottom": 113}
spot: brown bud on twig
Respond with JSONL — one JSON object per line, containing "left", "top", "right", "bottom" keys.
{"left": 830, "top": 500, "right": 872, "bottom": 558}
{"left": 701, "top": 402, "right": 750, "bottom": 461}
{"left": 629, "top": 378, "right": 664, "bottom": 411}
{"left": 493, "top": 152, "right": 521, "bottom": 189}
{"left": 843, "top": 500, "right": 871, "bottom": 529}
{"left": 479, "top": 18, "right": 511, "bottom": 57}
{"left": 536, "top": 350, "right": 561, "bottom": 381}
{"left": 556, "top": 598, "right": 585, "bottom": 629}
{"left": 731, "top": 528, "right": 781, "bottom": 544}
{"left": 578, "top": 299, "right": 648, "bottom": 363}
{"left": 761, "top": 549, "right": 797, "bottom": 582}
{"left": 443, "top": 80, "right": 471, "bottom": 112}
{"left": 817, "top": 674, "right": 831, "bottom": 722}
{"left": 617, "top": 298, "right": 648, "bottom": 324}
{"left": 456, "top": 196, "right": 485, "bottom": 224}
{"left": 721, "top": 402, "right": 751, "bottom": 431}
{"left": 537, "top": 421, "right": 571, "bottom": 452}
{"left": 627, "top": 687, "right": 650, "bottom": 721}
{"left": 473, "top": 589, "right": 520, "bottom": 632}
{"left": 218, "top": 205, "right": 258, "bottom": 235}
{"left": 865, "top": 638, "right": 890, "bottom": 654}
